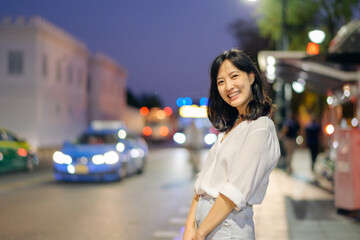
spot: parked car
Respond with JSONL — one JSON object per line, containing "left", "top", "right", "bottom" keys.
{"left": 53, "top": 121, "right": 148, "bottom": 182}
{"left": 0, "top": 127, "right": 39, "bottom": 173}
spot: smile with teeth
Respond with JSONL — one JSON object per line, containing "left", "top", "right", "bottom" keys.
{"left": 228, "top": 91, "right": 240, "bottom": 98}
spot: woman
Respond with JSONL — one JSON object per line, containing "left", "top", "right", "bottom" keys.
{"left": 183, "top": 49, "right": 280, "bottom": 240}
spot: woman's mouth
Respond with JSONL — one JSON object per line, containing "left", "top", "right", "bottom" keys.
{"left": 228, "top": 91, "right": 240, "bottom": 100}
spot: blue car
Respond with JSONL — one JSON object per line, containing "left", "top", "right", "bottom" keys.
{"left": 53, "top": 121, "right": 148, "bottom": 182}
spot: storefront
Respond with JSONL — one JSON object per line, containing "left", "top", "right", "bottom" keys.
{"left": 258, "top": 19, "right": 360, "bottom": 210}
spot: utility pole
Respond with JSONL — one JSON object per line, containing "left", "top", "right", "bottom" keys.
{"left": 275, "top": 0, "right": 290, "bottom": 124}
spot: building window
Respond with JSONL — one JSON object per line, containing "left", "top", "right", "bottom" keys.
{"left": 8, "top": 51, "right": 24, "bottom": 74}
{"left": 42, "top": 55, "right": 47, "bottom": 77}
{"left": 87, "top": 76, "right": 91, "bottom": 92}
{"left": 67, "top": 64, "right": 72, "bottom": 84}
{"left": 78, "top": 68, "right": 83, "bottom": 86}
{"left": 56, "top": 60, "right": 61, "bottom": 81}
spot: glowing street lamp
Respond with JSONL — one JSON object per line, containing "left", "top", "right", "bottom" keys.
{"left": 308, "top": 30, "right": 326, "bottom": 44}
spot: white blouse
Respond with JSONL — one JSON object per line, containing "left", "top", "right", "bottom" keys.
{"left": 194, "top": 116, "right": 281, "bottom": 211}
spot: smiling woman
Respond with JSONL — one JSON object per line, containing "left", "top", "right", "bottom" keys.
{"left": 216, "top": 60, "right": 254, "bottom": 116}
{"left": 208, "top": 49, "right": 274, "bottom": 133}
{"left": 183, "top": 49, "right": 280, "bottom": 240}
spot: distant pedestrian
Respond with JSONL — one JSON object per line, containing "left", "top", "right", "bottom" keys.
{"left": 184, "top": 120, "right": 204, "bottom": 173}
{"left": 279, "top": 114, "right": 300, "bottom": 174}
{"left": 183, "top": 49, "right": 280, "bottom": 240}
{"left": 305, "top": 115, "right": 321, "bottom": 171}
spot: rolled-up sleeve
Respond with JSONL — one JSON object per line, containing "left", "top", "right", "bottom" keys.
{"left": 219, "top": 128, "right": 280, "bottom": 211}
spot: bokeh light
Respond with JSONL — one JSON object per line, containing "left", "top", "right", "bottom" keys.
{"left": 159, "top": 126, "right": 169, "bottom": 136}
{"left": 184, "top": 97, "right": 193, "bottom": 105}
{"left": 199, "top": 97, "right": 208, "bottom": 106}
{"left": 140, "top": 107, "right": 149, "bottom": 116}
{"left": 156, "top": 110, "right": 166, "bottom": 120}
{"left": 164, "top": 107, "right": 173, "bottom": 116}
{"left": 118, "top": 129, "right": 127, "bottom": 139}
{"left": 143, "top": 126, "right": 152, "bottom": 136}
{"left": 325, "top": 124, "right": 335, "bottom": 135}
{"left": 173, "top": 132, "right": 186, "bottom": 144}
{"left": 204, "top": 133, "right": 217, "bottom": 145}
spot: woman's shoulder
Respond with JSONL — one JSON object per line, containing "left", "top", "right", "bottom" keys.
{"left": 247, "top": 116, "right": 276, "bottom": 133}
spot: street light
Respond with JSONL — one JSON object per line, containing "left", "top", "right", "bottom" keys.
{"left": 308, "top": 30, "right": 326, "bottom": 44}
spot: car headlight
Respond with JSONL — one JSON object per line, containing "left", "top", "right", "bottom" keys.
{"left": 92, "top": 155, "right": 105, "bottom": 165}
{"left": 130, "top": 149, "right": 140, "bottom": 158}
{"left": 173, "top": 132, "right": 186, "bottom": 144}
{"left": 116, "top": 142, "right": 125, "bottom": 152}
{"left": 53, "top": 151, "right": 72, "bottom": 164}
{"left": 118, "top": 130, "right": 127, "bottom": 139}
{"left": 104, "top": 151, "right": 119, "bottom": 164}
{"left": 67, "top": 165, "right": 75, "bottom": 174}
{"left": 92, "top": 151, "right": 119, "bottom": 165}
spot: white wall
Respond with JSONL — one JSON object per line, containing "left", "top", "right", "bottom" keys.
{"left": 35, "top": 29, "right": 89, "bottom": 146}
{"left": 0, "top": 16, "right": 130, "bottom": 147}
{"left": 0, "top": 16, "right": 89, "bottom": 147}
{"left": 0, "top": 19, "right": 39, "bottom": 145}
{"left": 88, "top": 53, "right": 127, "bottom": 122}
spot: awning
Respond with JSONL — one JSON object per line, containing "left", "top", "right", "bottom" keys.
{"left": 258, "top": 51, "right": 359, "bottom": 95}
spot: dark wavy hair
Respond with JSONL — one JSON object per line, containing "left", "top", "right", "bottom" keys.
{"left": 207, "top": 49, "right": 274, "bottom": 132}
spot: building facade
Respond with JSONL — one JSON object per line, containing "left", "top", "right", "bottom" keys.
{"left": 0, "top": 16, "right": 133, "bottom": 148}
{"left": 0, "top": 16, "right": 89, "bottom": 147}
{"left": 88, "top": 53, "right": 127, "bottom": 122}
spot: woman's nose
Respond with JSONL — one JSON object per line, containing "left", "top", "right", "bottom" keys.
{"left": 225, "top": 80, "right": 233, "bottom": 91}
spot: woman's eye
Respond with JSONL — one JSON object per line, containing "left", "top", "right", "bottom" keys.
{"left": 217, "top": 80, "right": 224, "bottom": 85}
{"left": 231, "top": 75, "right": 238, "bottom": 79}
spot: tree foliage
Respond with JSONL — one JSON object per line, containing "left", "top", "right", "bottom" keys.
{"left": 126, "top": 89, "right": 163, "bottom": 108}
{"left": 229, "top": 18, "right": 271, "bottom": 61}
{"left": 254, "top": 0, "right": 360, "bottom": 50}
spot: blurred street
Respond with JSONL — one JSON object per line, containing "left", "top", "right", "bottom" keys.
{"left": 0, "top": 145, "right": 359, "bottom": 240}
{"left": 0, "top": 145, "right": 197, "bottom": 240}
{"left": 1, "top": 1, "right": 360, "bottom": 240}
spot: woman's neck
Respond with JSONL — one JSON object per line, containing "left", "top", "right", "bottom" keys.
{"left": 236, "top": 107, "right": 247, "bottom": 117}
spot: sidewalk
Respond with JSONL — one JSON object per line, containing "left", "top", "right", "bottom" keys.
{"left": 255, "top": 148, "right": 360, "bottom": 240}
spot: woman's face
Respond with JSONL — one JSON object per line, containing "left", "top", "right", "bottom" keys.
{"left": 216, "top": 59, "right": 254, "bottom": 115}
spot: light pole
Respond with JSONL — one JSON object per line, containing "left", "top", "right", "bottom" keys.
{"left": 280, "top": 0, "right": 289, "bottom": 51}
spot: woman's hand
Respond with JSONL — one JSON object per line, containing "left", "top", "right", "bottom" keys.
{"left": 195, "top": 230, "right": 206, "bottom": 240}
{"left": 183, "top": 225, "right": 196, "bottom": 240}
{"left": 183, "top": 195, "right": 200, "bottom": 240}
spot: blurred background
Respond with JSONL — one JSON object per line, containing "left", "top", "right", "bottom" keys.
{"left": 1, "top": 0, "right": 360, "bottom": 239}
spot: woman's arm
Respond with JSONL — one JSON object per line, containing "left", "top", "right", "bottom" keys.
{"left": 183, "top": 194, "right": 200, "bottom": 240}
{"left": 196, "top": 193, "right": 235, "bottom": 240}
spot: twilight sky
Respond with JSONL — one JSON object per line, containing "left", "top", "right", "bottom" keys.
{"left": 1, "top": 0, "right": 255, "bottom": 108}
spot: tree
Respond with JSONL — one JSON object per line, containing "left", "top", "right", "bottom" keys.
{"left": 254, "top": 0, "right": 360, "bottom": 50}
{"left": 127, "top": 89, "right": 142, "bottom": 108}
{"left": 317, "top": 0, "right": 360, "bottom": 38}
{"left": 126, "top": 89, "right": 163, "bottom": 108}
{"left": 140, "top": 94, "right": 163, "bottom": 108}
{"left": 229, "top": 18, "right": 271, "bottom": 61}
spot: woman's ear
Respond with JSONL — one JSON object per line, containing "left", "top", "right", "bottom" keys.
{"left": 249, "top": 73, "right": 255, "bottom": 85}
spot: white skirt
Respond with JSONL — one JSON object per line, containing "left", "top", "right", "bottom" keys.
{"left": 195, "top": 195, "right": 255, "bottom": 240}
